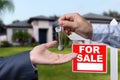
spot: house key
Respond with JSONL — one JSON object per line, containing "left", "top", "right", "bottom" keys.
{"left": 55, "top": 26, "right": 64, "bottom": 51}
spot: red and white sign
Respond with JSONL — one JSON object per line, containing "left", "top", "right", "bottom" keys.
{"left": 72, "top": 44, "right": 107, "bottom": 73}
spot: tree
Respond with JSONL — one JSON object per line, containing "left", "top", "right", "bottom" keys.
{"left": 12, "top": 31, "right": 32, "bottom": 46}
{"left": 103, "top": 10, "right": 120, "bottom": 18}
{"left": 0, "top": 0, "right": 14, "bottom": 29}
{"left": 0, "top": 0, "right": 14, "bottom": 13}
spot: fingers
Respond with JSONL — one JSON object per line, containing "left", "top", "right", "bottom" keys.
{"left": 64, "top": 27, "right": 75, "bottom": 35}
{"left": 45, "top": 41, "right": 57, "bottom": 48}
{"left": 58, "top": 13, "right": 71, "bottom": 21}
{"left": 58, "top": 13, "right": 78, "bottom": 21}
{"left": 58, "top": 13, "right": 81, "bottom": 30}
{"left": 58, "top": 14, "right": 74, "bottom": 27}
{"left": 54, "top": 53, "right": 78, "bottom": 64}
{"left": 59, "top": 20, "right": 74, "bottom": 28}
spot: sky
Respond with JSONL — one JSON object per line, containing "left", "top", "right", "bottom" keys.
{"left": 1, "top": 0, "right": 120, "bottom": 24}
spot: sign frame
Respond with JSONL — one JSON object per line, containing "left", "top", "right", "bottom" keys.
{"left": 72, "top": 44, "right": 107, "bottom": 73}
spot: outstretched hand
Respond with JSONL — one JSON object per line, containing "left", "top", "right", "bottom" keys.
{"left": 30, "top": 41, "right": 77, "bottom": 65}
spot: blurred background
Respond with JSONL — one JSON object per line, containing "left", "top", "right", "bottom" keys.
{"left": 0, "top": 0, "right": 120, "bottom": 80}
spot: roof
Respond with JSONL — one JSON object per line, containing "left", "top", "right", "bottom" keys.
{"left": 6, "top": 20, "right": 32, "bottom": 28}
{"left": 83, "top": 13, "right": 120, "bottom": 23}
{"left": 28, "top": 15, "right": 58, "bottom": 23}
{"left": 83, "top": 13, "right": 114, "bottom": 20}
{"left": 5, "top": 15, "right": 58, "bottom": 28}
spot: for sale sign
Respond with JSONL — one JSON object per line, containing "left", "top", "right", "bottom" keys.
{"left": 72, "top": 44, "right": 107, "bottom": 73}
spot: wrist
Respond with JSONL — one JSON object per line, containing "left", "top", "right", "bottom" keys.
{"left": 30, "top": 50, "right": 36, "bottom": 65}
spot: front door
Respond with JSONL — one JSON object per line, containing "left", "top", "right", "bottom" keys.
{"left": 39, "top": 29, "right": 47, "bottom": 44}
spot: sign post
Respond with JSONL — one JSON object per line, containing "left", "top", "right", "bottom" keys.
{"left": 72, "top": 44, "right": 107, "bottom": 73}
{"left": 110, "top": 47, "right": 118, "bottom": 80}
{"left": 109, "top": 19, "right": 118, "bottom": 80}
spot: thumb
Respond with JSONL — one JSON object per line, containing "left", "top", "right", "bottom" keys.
{"left": 45, "top": 41, "right": 57, "bottom": 48}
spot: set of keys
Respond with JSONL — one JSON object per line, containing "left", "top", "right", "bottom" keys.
{"left": 55, "top": 25, "right": 64, "bottom": 51}
{"left": 54, "top": 21, "right": 88, "bottom": 50}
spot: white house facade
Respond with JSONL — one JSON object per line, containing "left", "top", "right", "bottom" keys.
{"left": 30, "top": 20, "right": 53, "bottom": 43}
{"left": 28, "top": 15, "right": 57, "bottom": 44}
{"left": 6, "top": 16, "right": 57, "bottom": 45}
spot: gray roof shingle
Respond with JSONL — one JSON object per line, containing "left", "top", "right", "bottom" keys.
{"left": 83, "top": 13, "right": 120, "bottom": 23}
{"left": 28, "top": 15, "right": 57, "bottom": 23}
{"left": 83, "top": 13, "right": 114, "bottom": 20}
{"left": 6, "top": 20, "right": 32, "bottom": 28}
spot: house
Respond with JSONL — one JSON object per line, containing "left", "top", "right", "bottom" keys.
{"left": 5, "top": 13, "right": 120, "bottom": 45}
{"left": 28, "top": 16, "right": 57, "bottom": 43}
{"left": 6, "top": 16, "right": 57, "bottom": 45}
{"left": 6, "top": 20, "right": 33, "bottom": 45}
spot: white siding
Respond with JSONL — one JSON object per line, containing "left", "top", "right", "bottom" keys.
{"left": 7, "top": 28, "right": 13, "bottom": 44}
{"left": 0, "top": 35, "right": 7, "bottom": 41}
{"left": 28, "top": 29, "right": 33, "bottom": 37}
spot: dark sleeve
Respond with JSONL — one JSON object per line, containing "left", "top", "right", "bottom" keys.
{"left": 0, "top": 51, "right": 38, "bottom": 80}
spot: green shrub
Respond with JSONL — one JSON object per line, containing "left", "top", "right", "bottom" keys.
{"left": 0, "top": 41, "right": 11, "bottom": 47}
{"left": 12, "top": 31, "right": 32, "bottom": 46}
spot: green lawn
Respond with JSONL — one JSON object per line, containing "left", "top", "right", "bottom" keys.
{"left": 0, "top": 47, "right": 120, "bottom": 80}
